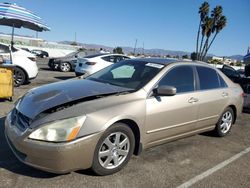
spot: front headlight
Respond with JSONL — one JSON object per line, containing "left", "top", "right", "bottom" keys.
{"left": 28, "top": 116, "right": 86, "bottom": 142}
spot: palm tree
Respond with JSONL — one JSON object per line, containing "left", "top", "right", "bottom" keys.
{"left": 198, "top": 16, "right": 212, "bottom": 60}
{"left": 196, "top": 1, "right": 209, "bottom": 58}
{"left": 199, "top": 17, "right": 213, "bottom": 60}
{"left": 197, "top": 4, "right": 227, "bottom": 61}
{"left": 202, "top": 16, "right": 227, "bottom": 59}
{"left": 200, "top": 6, "right": 224, "bottom": 60}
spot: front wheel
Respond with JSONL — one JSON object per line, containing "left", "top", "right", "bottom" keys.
{"left": 59, "top": 62, "right": 71, "bottom": 72}
{"left": 214, "top": 107, "right": 234, "bottom": 137}
{"left": 91, "top": 123, "right": 135, "bottom": 176}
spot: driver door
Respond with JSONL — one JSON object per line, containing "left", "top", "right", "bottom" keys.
{"left": 145, "top": 65, "right": 199, "bottom": 145}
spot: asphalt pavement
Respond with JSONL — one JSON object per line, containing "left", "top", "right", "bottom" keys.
{"left": 0, "top": 59, "right": 250, "bottom": 188}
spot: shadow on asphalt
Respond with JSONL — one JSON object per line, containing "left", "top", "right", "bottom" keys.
{"left": 39, "top": 67, "right": 54, "bottom": 71}
{"left": 0, "top": 99, "right": 12, "bottom": 103}
{"left": 54, "top": 76, "right": 75, "bottom": 80}
{"left": 200, "top": 130, "right": 218, "bottom": 137}
{"left": 0, "top": 117, "right": 58, "bottom": 178}
{"left": 75, "top": 169, "right": 96, "bottom": 176}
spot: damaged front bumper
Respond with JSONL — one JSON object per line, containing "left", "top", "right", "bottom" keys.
{"left": 5, "top": 116, "right": 103, "bottom": 174}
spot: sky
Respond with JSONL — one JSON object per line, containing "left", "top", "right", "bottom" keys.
{"left": 0, "top": 0, "right": 249, "bottom": 56}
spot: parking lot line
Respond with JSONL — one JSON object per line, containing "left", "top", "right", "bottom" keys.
{"left": 177, "top": 146, "right": 250, "bottom": 188}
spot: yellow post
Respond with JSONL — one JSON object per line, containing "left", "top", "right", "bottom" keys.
{"left": 0, "top": 65, "right": 14, "bottom": 101}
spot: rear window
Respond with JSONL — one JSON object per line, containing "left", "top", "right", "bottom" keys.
{"left": 196, "top": 66, "right": 220, "bottom": 90}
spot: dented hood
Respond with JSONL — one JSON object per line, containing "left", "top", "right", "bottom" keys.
{"left": 16, "top": 79, "right": 132, "bottom": 119}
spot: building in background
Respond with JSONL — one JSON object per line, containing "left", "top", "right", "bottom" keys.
{"left": 0, "top": 33, "right": 81, "bottom": 57}
{"left": 244, "top": 47, "right": 250, "bottom": 65}
{"left": 207, "top": 56, "right": 237, "bottom": 65}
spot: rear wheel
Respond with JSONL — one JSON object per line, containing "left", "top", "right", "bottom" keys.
{"left": 59, "top": 62, "right": 71, "bottom": 72}
{"left": 214, "top": 107, "right": 234, "bottom": 137}
{"left": 91, "top": 123, "right": 135, "bottom": 176}
{"left": 14, "top": 67, "right": 26, "bottom": 87}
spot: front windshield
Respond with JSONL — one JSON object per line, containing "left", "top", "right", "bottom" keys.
{"left": 65, "top": 51, "right": 78, "bottom": 57}
{"left": 86, "top": 60, "right": 165, "bottom": 90}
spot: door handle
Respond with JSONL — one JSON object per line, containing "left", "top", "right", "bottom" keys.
{"left": 222, "top": 92, "right": 229, "bottom": 97}
{"left": 188, "top": 97, "right": 199, "bottom": 103}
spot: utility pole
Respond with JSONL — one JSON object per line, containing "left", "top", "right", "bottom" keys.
{"left": 143, "top": 42, "right": 144, "bottom": 55}
{"left": 74, "top": 32, "right": 77, "bottom": 43}
{"left": 133, "top": 39, "right": 137, "bottom": 55}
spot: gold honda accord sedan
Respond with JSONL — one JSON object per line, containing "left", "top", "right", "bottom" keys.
{"left": 5, "top": 58, "right": 243, "bottom": 175}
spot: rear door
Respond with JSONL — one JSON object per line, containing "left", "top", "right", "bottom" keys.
{"left": 195, "top": 66, "right": 229, "bottom": 129}
{"left": 145, "top": 65, "right": 199, "bottom": 144}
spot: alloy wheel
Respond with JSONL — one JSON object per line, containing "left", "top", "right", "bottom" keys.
{"left": 14, "top": 68, "right": 25, "bottom": 86}
{"left": 98, "top": 132, "right": 130, "bottom": 170}
{"left": 220, "top": 111, "right": 233, "bottom": 134}
{"left": 60, "top": 62, "right": 71, "bottom": 72}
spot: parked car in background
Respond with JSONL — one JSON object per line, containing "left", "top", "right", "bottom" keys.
{"left": 75, "top": 53, "right": 130, "bottom": 77}
{"left": 31, "top": 49, "right": 49, "bottom": 58}
{"left": 237, "top": 69, "right": 245, "bottom": 78}
{"left": 219, "top": 65, "right": 243, "bottom": 82}
{"left": 243, "top": 85, "right": 250, "bottom": 109}
{"left": 5, "top": 58, "right": 243, "bottom": 175}
{"left": 220, "top": 65, "right": 250, "bottom": 109}
{"left": 21, "top": 48, "right": 31, "bottom": 53}
{"left": 0, "top": 43, "right": 38, "bottom": 86}
{"left": 48, "top": 50, "right": 90, "bottom": 72}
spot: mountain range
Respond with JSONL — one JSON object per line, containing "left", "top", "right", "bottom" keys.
{"left": 60, "top": 41, "right": 244, "bottom": 61}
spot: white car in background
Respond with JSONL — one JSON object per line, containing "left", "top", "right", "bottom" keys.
{"left": 75, "top": 53, "right": 130, "bottom": 77}
{"left": 0, "top": 43, "right": 38, "bottom": 86}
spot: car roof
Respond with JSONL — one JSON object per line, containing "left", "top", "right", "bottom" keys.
{"left": 85, "top": 53, "right": 129, "bottom": 59}
{"left": 127, "top": 58, "right": 208, "bottom": 66}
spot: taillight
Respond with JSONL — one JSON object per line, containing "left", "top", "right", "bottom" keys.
{"left": 85, "top": 62, "right": 96, "bottom": 65}
{"left": 28, "top": 57, "right": 36, "bottom": 62}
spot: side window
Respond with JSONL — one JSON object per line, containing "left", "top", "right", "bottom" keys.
{"left": 102, "top": 56, "right": 115, "bottom": 63}
{"left": 158, "top": 65, "right": 195, "bottom": 93}
{"left": 101, "top": 56, "right": 110, "bottom": 62}
{"left": 218, "top": 74, "right": 228, "bottom": 88}
{"left": 114, "top": 56, "right": 124, "bottom": 63}
{"left": 196, "top": 66, "right": 220, "bottom": 90}
{"left": 109, "top": 56, "right": 115, "bottom": 63}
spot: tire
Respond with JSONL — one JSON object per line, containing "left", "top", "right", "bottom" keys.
{"left": 52, "top": 63, "right": 57, "bottom": 71}
{"left": 14, "top": 67, "right": 26, "bottom": 87}
{"left": 59, "top": 62, "right": 71, "bottom": 72}
{"left": 214, "top": 107, "right": 234, "bottom": 137}
{"left": 91, "top": 123, "right": 135, "bottom": 176}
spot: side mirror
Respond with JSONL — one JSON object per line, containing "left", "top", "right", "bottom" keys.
{"left": 153, "top": 85, "right": 177, "bottom": 96}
